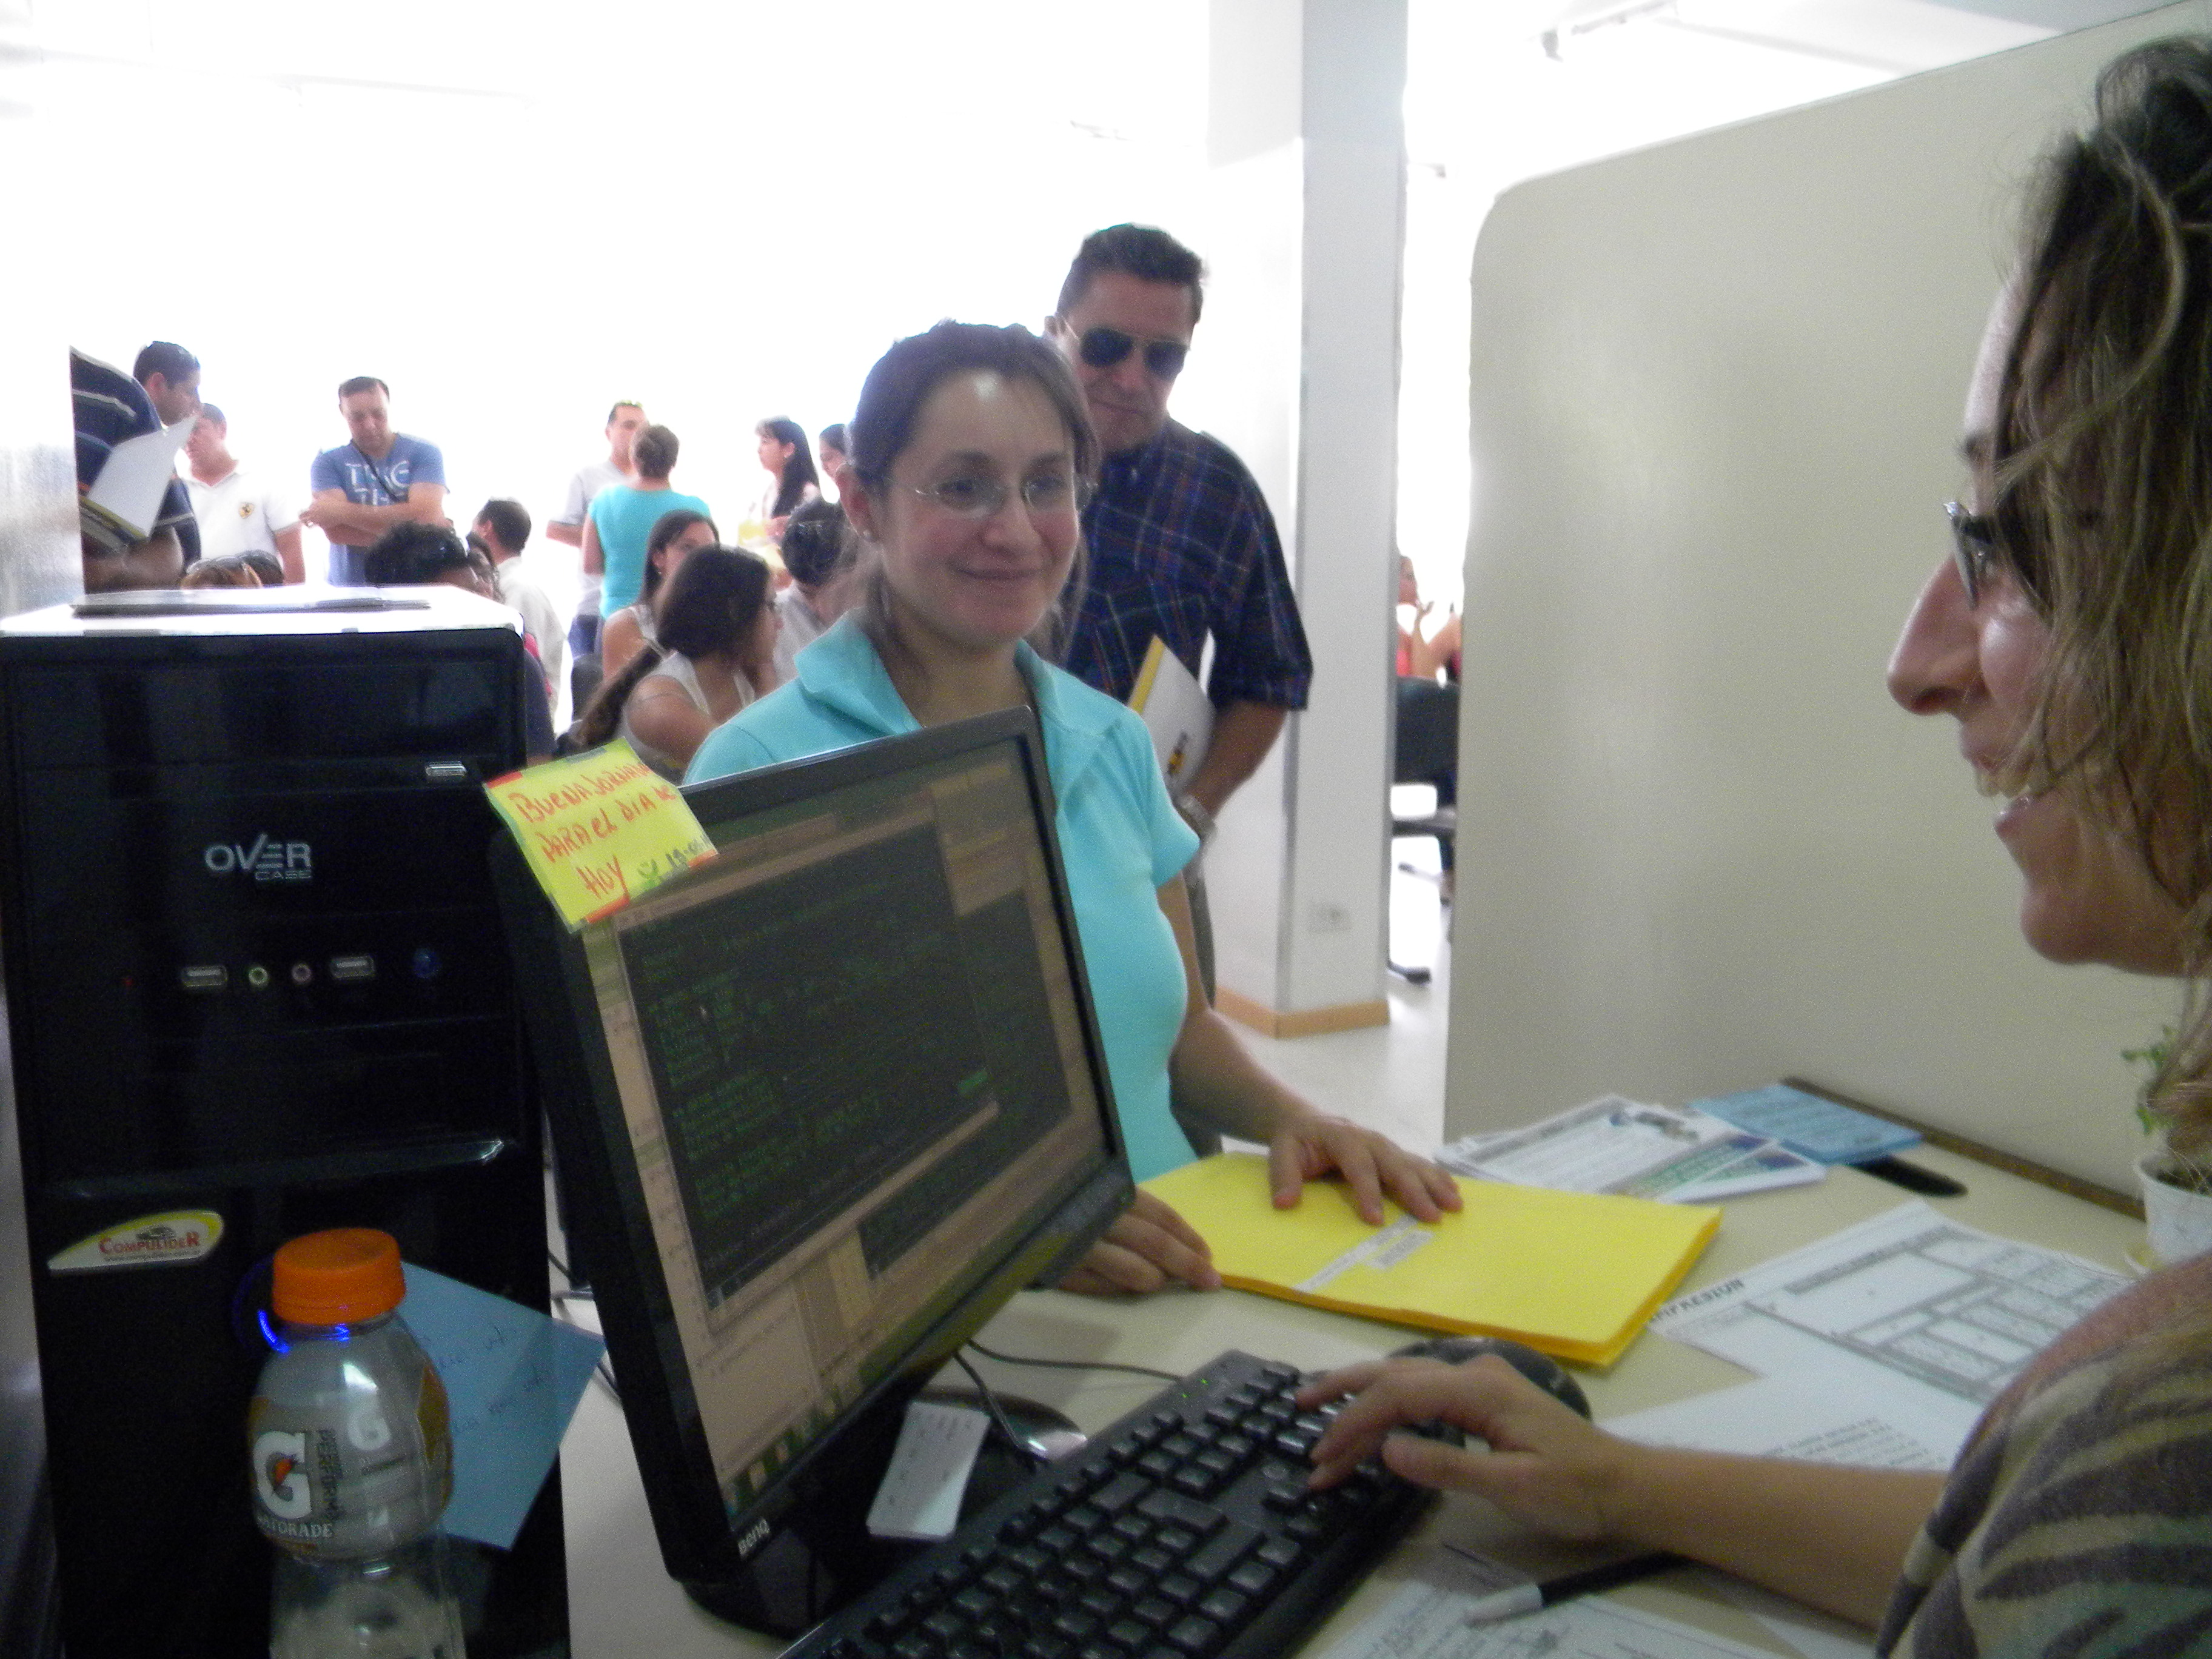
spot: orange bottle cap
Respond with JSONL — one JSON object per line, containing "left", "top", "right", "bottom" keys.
{"left": 271, "top": 1228, "right": 407, "bottom": 1326}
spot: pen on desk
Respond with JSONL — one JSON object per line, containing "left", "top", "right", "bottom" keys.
{"left": 1456, "top": 1551, "right": 1686, "bottom": 1623}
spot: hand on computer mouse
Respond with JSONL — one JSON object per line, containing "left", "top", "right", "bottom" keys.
{"left": 1295, "top": 1353, "right": 1634, "bottom": 1545}
{"left": 1387, "top": 1336, "right": 1592, "bottom": 1419}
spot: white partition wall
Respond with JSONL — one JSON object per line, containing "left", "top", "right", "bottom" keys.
{"left": 1446, "top": 2, "right": 2210, "bottom": 1193}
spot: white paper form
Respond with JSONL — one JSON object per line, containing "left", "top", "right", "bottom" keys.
{"left": 1603, "top": 1372, "right": 1967, "bottom": 1470}
{"left": 1318, "top": 1547, "right": 1790, "bottom": 1659}
{"left": 1650, "top": 1202, "right": 2128, "bottom": 1409}
{"left": 865, "top": 1401, "right": 989, "bottom": 1541}
{"left": 85, "top": 417, "right": 194, "bottom": 542}
{"left": 1596, "top": 1382, "right": 1931, "bottom": 1659}
{"left": 1129, "top": 636, "right": 1213, "bottom": 788}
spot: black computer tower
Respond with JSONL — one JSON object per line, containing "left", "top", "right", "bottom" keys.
{"left": 0, "top": 589, "right": 568, "bottom": 1658}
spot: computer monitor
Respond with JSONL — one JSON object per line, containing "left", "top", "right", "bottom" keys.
{"left": 497, "top": 710, "right": 1136, "bottom": 1635}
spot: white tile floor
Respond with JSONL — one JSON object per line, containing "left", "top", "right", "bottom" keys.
{"left": 1233, "top": 831, "right": 1452, "bottom": 1158}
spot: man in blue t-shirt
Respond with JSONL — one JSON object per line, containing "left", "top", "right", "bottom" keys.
{"left": 301, "top": 376, "right": 449, "bottom": 585}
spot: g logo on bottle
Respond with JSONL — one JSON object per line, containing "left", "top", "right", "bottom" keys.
{"left": 254, "top": 1429, "right": 310, "bottom": 1520}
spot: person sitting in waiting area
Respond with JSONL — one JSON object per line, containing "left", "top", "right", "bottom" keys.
{"left": 572, "top": 546, "right": 777, "bottom": 782}
{"left": 1395, "top": 555, "right": 1459, "bottom": 682}
{"left": 180, "top": 554, "right": 263, "bottom": 589}
{"left": 817, "top": 421, "right": 849, "bottom": 495}
{"left": 364, "top": 522, "right": 555, "bottom": 762}
{"left": 1303, "top": 40, "right": 2212, "bottom": 1654}
{"left": 600, "top": 509, "right": 719, "bottom": 680}
{"left": 238, "top": 550, "right": 284, "bottom": 588}
{"left": 686, "top": 320, "right": 1460, "bottom": 1294}
{"left": 771, "top": 497, "right": 848, "bottom": 682}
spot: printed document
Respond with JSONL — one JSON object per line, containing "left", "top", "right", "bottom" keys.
{"left": 1319, "top": 1546, "right": 1788, "bottom": 1659}
{"left": 1439, "top": 1096, "right": 1823, "bottom": 1203}
{"left": 1604, "top": 1369, "right": 1965, "bottom": 1469}
{"left": 1651, "top": 1201, "right": 2128, "bottom": 1408}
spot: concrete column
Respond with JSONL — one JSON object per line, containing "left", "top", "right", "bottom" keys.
{"left": 0, "top": 43, "right": 84, "bottom": 617}
{"left": 1196, "top": 0, "right": 1406, "bottom": 1035}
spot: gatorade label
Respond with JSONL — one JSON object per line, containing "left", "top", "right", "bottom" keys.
{"left": 249, "top": 1422, "right": 340, "bottom": 1541}
{"left": 247, "top": 1367, "right": 448, "bottom": 1555}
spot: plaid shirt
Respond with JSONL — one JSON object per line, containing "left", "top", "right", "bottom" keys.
{"left": 1064, "top": 419, "right": 1311, "bottom": 709}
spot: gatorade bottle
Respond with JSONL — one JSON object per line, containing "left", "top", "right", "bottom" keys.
{"left": 248, "top": 1228, "right": 466, "bottom": 1659}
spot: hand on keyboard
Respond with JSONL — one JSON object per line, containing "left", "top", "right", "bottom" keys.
{"left": 796, "top": 1353, "right": 1433, "bottom": 1659}
{"left": 1299, "top": 1353, "right": 1624, "bottom": 1542}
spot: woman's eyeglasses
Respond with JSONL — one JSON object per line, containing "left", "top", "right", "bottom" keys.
{"left": 908, "top": 472, "right": 1094, "bottom": 520}
{"left": 1073, "top": 326, "right": 1190, "bottom": 380}
{"left": 1945, "top": 501, "right": 1999, "bottom": 607}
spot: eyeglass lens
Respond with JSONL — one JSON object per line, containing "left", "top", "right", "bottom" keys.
{"left": 916, "top": 474, "right": 1090, "bottom": 519}
{"left": 1078, "top": 327, "right": 1190, "bottom": 380}
{"left": 1945, "top": 501, "right": 1994, "bottom": 606}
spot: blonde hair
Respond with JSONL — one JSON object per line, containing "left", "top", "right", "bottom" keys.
{"left": 1994, "top": 41, "right": 2212, "bottom": 1161}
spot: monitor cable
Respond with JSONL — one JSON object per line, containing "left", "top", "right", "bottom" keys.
{"left": 546, "top": 1250, "right": 618, "bottom": 1400}
{"left": 964, "top": 1339, "right": 1182, "bottom": 1383}
{"left": 952, "top": 1353, "right": 1047, "bottom": 1472}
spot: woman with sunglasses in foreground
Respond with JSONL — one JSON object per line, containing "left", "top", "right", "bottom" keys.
{"left": 687, "top": 320, "right": 1460, "bottom": 1293}
{"left": 1304, "top": 41, "right": 2212, "bottom": 1653}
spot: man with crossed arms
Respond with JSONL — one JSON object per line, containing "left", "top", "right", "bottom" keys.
{"left": 301, "top": 377, "right": 448, "bottom": 585}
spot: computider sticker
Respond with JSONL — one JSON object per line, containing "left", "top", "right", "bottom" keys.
{"left": 47, "top": 1210, "right": 224, "bottom": 1272}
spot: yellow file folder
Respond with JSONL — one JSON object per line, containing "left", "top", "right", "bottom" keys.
{"left": 1142, "top": 1154, "right": 1720, "bottom": 1367}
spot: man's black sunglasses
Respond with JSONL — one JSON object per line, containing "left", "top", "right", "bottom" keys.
{"left": 1074, "top": 326, "right": 1190, "bottom": 380}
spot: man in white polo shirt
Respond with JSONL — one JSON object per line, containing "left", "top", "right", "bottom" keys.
{"left": 181, "top": 404, "right": 303, "bottom": 581}
{"left": 548, "top": 400, "right": 646, "bottom": 657}
{"left": 471, "top": 498, "right": 565, "bottom": 707}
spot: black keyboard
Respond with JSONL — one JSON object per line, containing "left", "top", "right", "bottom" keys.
{"left": 789, "top": 1351, "right": 1433, "bottom": 1659}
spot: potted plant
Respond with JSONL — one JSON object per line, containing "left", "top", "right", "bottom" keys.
{"left": 2127, "top": 1028, "right": 2212, "bottom": 1266}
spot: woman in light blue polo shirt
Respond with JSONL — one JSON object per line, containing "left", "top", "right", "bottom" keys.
{"left": 689, "top": 320, "right": 1458, "bottom": 1294}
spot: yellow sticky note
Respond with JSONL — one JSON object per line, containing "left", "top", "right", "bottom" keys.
{"left": 1142, "top": 1154, "right": 1718, "bottom": 1367}
{"left": 484, "top": 742, "right": 717, "bottom": 927}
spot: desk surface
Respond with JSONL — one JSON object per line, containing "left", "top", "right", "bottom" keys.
{"left": 559, "top": 1147, "right": 2145, "bottom": 1658}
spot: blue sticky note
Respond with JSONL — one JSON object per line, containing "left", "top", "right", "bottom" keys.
{"left": 1687, "top": 1084, "right": 1920, "bottom": 1165}
{"left": 395, "top": 1264, "right": 605, "bottom": 1550}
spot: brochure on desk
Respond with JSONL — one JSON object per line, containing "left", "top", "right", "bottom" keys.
{"left": 1439, "top": 1095, "right": 1825, "bottom": 1203}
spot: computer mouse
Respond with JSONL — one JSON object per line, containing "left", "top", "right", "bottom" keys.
{"left": 1390, "top": 1336, "right": 1593, "bottom": 1420}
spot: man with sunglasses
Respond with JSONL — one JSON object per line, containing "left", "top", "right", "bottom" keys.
{"left": 1047, "top": 224, "right": 1312, "bottom": 848}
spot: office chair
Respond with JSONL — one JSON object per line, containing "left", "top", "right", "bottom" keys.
{"left": 1390, "top": 677, "right": 1458, "bottom": 985}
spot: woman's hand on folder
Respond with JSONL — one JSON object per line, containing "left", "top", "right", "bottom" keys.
{"left": 1300, "top": 1355, "right": 1624, "bottom": 1541}
{"left": 1269, "top": 1114, "right": 1464, "bottom": 1227}
{"left": 1057, "top": 1190, "right": 1225, "bottom": 1296}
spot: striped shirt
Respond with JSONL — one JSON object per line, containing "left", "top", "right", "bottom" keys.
{"left": 1879, "top": 1253, "right": 2212, "bottom": 1656}
{"left": 71, "top": 349, "right": 198, "bottom": 563}
{"left": 1062, "top": 419, "right": 1310, "bottom": 710}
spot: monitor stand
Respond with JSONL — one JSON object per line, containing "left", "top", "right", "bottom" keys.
{"left": 682, "top": 1386, "right": 1081, "bottom": 1638}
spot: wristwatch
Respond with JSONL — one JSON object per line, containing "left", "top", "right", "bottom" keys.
{"left": 1174, "top": 791, "right": 1216, "bottom": 849}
